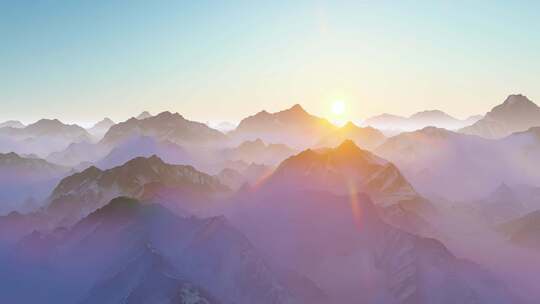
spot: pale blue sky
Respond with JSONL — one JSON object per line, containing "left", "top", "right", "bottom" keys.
{"left": 1, "top": 1, "right": 539, "bottom": 124}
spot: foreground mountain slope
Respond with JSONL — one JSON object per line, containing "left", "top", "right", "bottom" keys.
{"left": 227, "top": 190, "right": 520, "bottom": 304}
{"left": 0, "top": 197, "right": 323, "bottom": 304}
{"left": 460, "top": 94, "right": 540, "bottom": 139}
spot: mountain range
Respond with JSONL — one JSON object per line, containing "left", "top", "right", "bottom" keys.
{"left": 47, "top": 155, "right": 228, "bottom": 226}
{"left": 221, "top": 138, "right": 296, "bottom": 166}
{"left": 101, "top": 111, "right": 227, "bottom": 147}
{"left": 1, "top": 94, "right": 540, "bottom": 303}
{"left": 88, "top": 117, "right": 115, "bottom": 139}
{"left": 363, "top": 110, "right": 482, "bottom": 133}
{"left": 0, "top": 152, "right": 70, "bottom": 214}
{"left": 0, "top": 197, "right": 324, "bottom": 304}
{"left": 0, "top": 120, "right": 25, "bottom": 129}
{"left": 229, "top": 104, "right": 337, "bottom": 148}
{"left": 0, "top": 119, "right": 91, "bottom": 157}
{"left": 227, "top": 189, "right": 519, "bottom": 303}
{"left": 461, "top": 94, "right": 540, "bottom": 139}
{"left": 376, "top": 126, "right": 540, "bottom": 201}
{"left": 316, "top": 121, "right": 386, "bottom": 150}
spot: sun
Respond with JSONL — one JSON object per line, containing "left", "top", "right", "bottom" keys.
{"left": 331, "top": 100, "right": 346, "bottom": 116}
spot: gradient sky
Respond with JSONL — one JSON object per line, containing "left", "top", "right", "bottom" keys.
{"left": 1, "top": 1, "right": 539, "bottom": 125}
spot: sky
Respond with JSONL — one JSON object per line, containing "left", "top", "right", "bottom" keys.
{"left": 1, "top": 0, "right": 539, "bottom": 125}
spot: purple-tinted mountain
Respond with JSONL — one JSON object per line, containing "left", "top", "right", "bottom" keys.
{"left": 461, "top": 94, "right": 540, "bottom": 139}
{"left": 96, "top": 136, "right": 192, "bottom": 169}
{"left": 364, "top": 110, "right": 481, "bottom": 132}
{"left": 101, "top": 111, "right": 227, "bottom": 147}
{"left": 227, "top": 189, "right": 519, "bottom": 304}
{"left": 229, "top": 104, "right": 337, "bottom": 148}
{"left": 136, "top": 111, "right": 152, "bottom": 120}
{"left": 376, "top": 127, "right": 540, "bottom": 201}
{"left": 47, "top": 155, "right": 228, "bottom": 226}
{"left": 46, "top": 141, "right": 108, "bottom": 167}
{"left": 261, "top": 140, "right": 434, "bottom": 236}
{"left": 0, "top": 119, "right": 91, "bottom": 157}
{"left": 217, "top": 162, "right": 273, "bottom": 190}
{"left": 0, "top": 152, "right": 70, "bottom": 214}
{"left": 0, "top": 197, "right": 324, "bottom": 304}
{"left": 222, "top": 138, "right": 296, "bottom": 166}
{"left": 269, "top": 140, "right": 426, "bottom": 210}
{"left": 475, "top": 183, "right": 527, "bottom": 224}
{"left": 498, "top": 210, "right": 540, "bottom": 250}
{"left": 0, "top": 120, "right": 25, "bottom": 129}
{"left": 316, "top": 121, "right": 386, "bottom": 150}
{"left": 88, "top": 117, "right": 115, "bottom": 139}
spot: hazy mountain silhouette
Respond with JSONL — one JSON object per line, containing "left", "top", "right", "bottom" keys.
{"left": 364, "top": 110, "right": 481, "bottom": 132}
{"left": 0, "top": 197, "right": 324, "bottom": 304}
{"left": 47, "top": 155, "right": 228, "bottom": 226}
{"left": 46, "top": 141, "right": 108, "bottom": 167}
{"left": 498, "top": 210, "right": 540, "bottom": 250}
{"left": 0, "top": 120, "right": 25, "bottom": 129}
{"left": 96, "top": 136, "right": 192, "bottom": 169}
{"left": 0, "top": 119, "right": 91, "bottom": 157}
{"left": 377, "top": 127, "right": 508, "bottom": 201}
{"left": 229, "top": 104, "right": 337, "bottom": 148}
{"left": 227, "top": 190, "right": 519, "bottom": 304}
{"left": 217, "top": 162, "right": 273, "bottom": 190}
{"left": 474, "top": 183, "right": 527, "bottom": 225}
{"left": 316, "top": 121, "right": 386, "bottom": 150}
{"left": 461, "top": 94, "right": 540, "bottom": 139}
{"left": 222, "top": 138, "right": 296, "bottom": 166}
{"left": 101, "top": 111, "right": 227, "bottom": 147}
{"left": 88, "top": 117, "right": 115, "bottom": 139}
{"left": 0, "top": 152, "right": 70, "bottom": 214}
{"left": 136, "top": 111, "right": 152, "bottom": 120}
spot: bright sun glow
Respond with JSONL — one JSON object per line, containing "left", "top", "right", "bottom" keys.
{"left": 331, "top": 100, "right": 346, "bottom": 116}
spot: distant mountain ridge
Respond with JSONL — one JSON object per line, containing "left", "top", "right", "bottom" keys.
{"left": 0, "top": 120, "right": 25, "bottom": 129}
{"left": 136, "top": 111, "right": 152, "bottom": 120}
{"left": 0, "top": 152, "right": 70, "bottom": 214}
{"left": 461, "top": 94, "right": 540, "bottom": 138}
{"left": 364, "top": 109, "right": 481, "bottom": 132}
{"left": 229, "top": 104, "right": 337, "bottom": 148}
{"left": 222, "top": 138, "right": 296, "bottom": 166}
{"left": 101, "top": 111, "right": 227, "bottom": 147}
{"left": 0, "top": 118, "right": 89, "bottom": 139}
{"left": 0, "top": 197, "right": 323, "bottom": 304}
{"left": 376, "top": 126, "right": 540, "bottom": 201}
{"left": 88, "top": 117, "right": 115, "bottom": 139}
{"left": 316, "top": 121, "right": 386, "bottom": 150}
{"left": 0, "top": 119, "right": 91, "bottom": 157}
